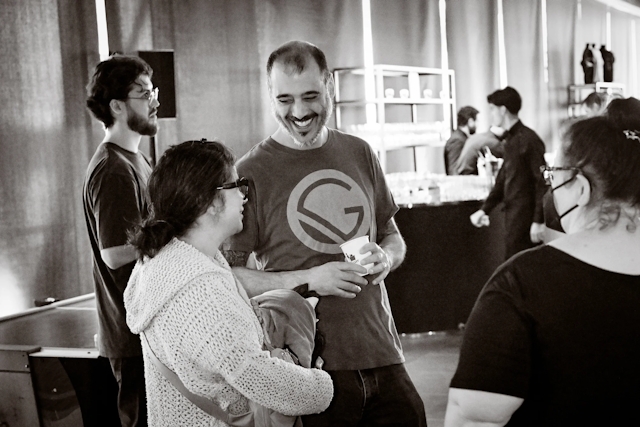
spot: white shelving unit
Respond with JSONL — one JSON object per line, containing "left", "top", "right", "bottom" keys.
{"left": 333, "top": 65, "right": 456, "bottom": 172}
{"left": 567, "top": 82, "right": 625, "bottom": 117}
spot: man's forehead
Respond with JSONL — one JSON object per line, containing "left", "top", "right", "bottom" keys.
{"left": 132, "top": 74, "right": 152, "bottom": 90}
{"left": 270, "top": 62, "right": 324, "bottom": 95}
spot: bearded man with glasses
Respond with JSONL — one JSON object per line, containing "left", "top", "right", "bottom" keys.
{"left": 83, "top": 55, "right": 160, "bottom": 427}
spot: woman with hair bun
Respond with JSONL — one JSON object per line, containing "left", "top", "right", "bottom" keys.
{"left": 124, "top": 139, "right": 332, "bottom": 426}
{"left": 444, "top": 113, "right": 640, "bottom": 426}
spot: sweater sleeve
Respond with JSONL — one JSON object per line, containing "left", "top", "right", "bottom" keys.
{"left": 159, "top": 274, "right": 333, "bottom": 417}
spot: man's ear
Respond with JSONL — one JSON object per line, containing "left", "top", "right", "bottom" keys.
{"left": 109, "top": 99, "right": 124, "bottom": 116}
{"left": 326, "top": 73, "right": 335, "bottom": 99}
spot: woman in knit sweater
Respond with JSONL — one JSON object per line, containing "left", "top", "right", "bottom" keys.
{"left": 124, "top": 139, "right": 333, "bottom": 426}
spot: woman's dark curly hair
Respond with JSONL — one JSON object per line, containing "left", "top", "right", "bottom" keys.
{"left": 86, "top": 55, "right": 153, "bottom": 128}
{"left": 129, "top": 139, "right": 236, "bottom": 259}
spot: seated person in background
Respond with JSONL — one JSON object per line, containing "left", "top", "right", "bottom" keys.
{"left": 455, "top": 125, "right": 506, "bottom": 175}
{"left": 581, "top": 91, "right": 607, "bottom": 116}
{"left": 444, "top": 115, "right": 640, "bottom": 427}
{"left": 124, "top": 139, "right": 333, "bottom": 427}
{"left": 444, "top": 106, "right": 479, "bottom": 175}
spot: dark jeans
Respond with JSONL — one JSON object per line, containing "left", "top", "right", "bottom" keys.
{"left": 109, "top": 356, "right": 147, "bottom": 427}
{"left": 302, "top": 363, "right": 427, "bottom": 427}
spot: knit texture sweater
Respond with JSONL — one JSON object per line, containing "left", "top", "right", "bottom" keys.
{"left": 124, "top": 238, "right": 333, "bottom": 427}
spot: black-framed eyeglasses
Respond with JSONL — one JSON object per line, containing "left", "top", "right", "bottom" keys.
{"left": 127, "top": 87, "right": 159, "bottom": 103}
{"left": 540, "top": 165, "right": 581, "bottom": 186}
{"left": 216, "top": 177, "right": 249, "bottom": 197}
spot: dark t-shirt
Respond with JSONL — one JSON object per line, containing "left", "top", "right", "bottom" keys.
{"left": 83, "top": 142, "right": 151, "bottom": 357}
{"left": 450, "top": 245, "right": 640, "bottom": 426}
{"left": 228, "top": 129, "right": 405, "bottom": 370}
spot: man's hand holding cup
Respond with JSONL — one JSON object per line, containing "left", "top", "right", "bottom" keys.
{"left": 340, "top": 235, "right": 391, "bottom": 285}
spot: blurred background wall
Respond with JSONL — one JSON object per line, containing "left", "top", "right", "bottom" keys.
{"left": 1, "top": 0, "right": 640, "bottom": 316}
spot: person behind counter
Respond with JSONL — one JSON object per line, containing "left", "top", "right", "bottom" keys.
{"left": 469, "top": 86, "right": 547, "bottom": 260}
{"left": 444, "top": 106, "right": 479, "bottom": 175}
{"left": 455, "top": 125, "right": 506, "bottom": 175}
{"left": 444, "top": 115, "right": 640, "bottom": 427}
{"left": 124, "top": 139, "right": 333, "bottom": 426}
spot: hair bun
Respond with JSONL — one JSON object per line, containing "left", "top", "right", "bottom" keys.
{"left": 150, "top": 219, "right": 174, "bottom": 231}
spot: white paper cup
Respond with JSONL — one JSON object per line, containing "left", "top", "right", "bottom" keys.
{"left": 340, "top": 235, "right": 374, "bottom": 276}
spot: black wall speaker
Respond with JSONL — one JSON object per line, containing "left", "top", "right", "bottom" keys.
{"left": 138, "top": 50, "right": 176, "bottom": 118}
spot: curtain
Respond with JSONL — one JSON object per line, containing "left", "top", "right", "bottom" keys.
{"left": 502, "top": 0, "right": 551, "bottom": 146}
{"left": 632, "top": 18, "right": 640, "bottom": 97}
{"left": 610, "top": 8, "right": 633, "bottom": 95}
{"left": 547, "top": 0, "right": 578, "bottom": 151}
{"left": 446, "top": 0, "right": 500, "bottom": 132}
{"left": 371, "top": 0, "right": 440, "bottom": 67}
{"left": 0, "top": 0, "right": 99, "bottom": 316}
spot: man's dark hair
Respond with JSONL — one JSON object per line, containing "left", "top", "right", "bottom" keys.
{"left": 487, "top": 86, "right": 522, "bottom": 115}
{"left": 457, "top": 106, "right": 479, "bottom": 127}
{"left": 266, "top": 41, "right": 331, "bottom": 87}
{"left": 86, "top": 55, "right": 153, "bottom": 128}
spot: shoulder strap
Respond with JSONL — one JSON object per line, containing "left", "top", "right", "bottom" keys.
{"left": 141, "top": 332, "right": 231, "bottom": 422}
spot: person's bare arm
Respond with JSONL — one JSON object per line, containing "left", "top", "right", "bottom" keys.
{"left": 222, "top": 249, "right": 367, "bottom": 299}
{"left": 100, "top": 244, "right": 138, "bottom": 270}
{"left": 444, "top": 388, "right": 523, "bottom": 427}
{"left": 358, "top": 218, "right": 406, "bottom": 285}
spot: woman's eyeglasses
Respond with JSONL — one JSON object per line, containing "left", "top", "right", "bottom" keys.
{"left": 216, "top": 177, "right": 249, "bottom": 197}
{"left": 540, "top": 165, "right": 581, "bottom": 186}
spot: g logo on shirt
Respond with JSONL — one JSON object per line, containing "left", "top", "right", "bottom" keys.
{"left": 287, "top": 170, "right": 372, "bottom": 254}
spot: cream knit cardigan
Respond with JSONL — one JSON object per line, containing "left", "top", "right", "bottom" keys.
{"left": 124, "top": 238, "right": 333, "bottom": 427}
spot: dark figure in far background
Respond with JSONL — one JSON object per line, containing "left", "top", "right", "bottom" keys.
{"left": 600, "top": 45, "right": 615, "bottom": 82}
{"left": 84, "top": 55, "right": 159, "bottom": 427}
{"left": 444, "top": 106, "right": 478, "bottom": 175}
{"left": 581, "top": 43, "right": 595, "bottom": 84}
{"left": 469, "top": 87, "right": 547, "bottom": 260}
